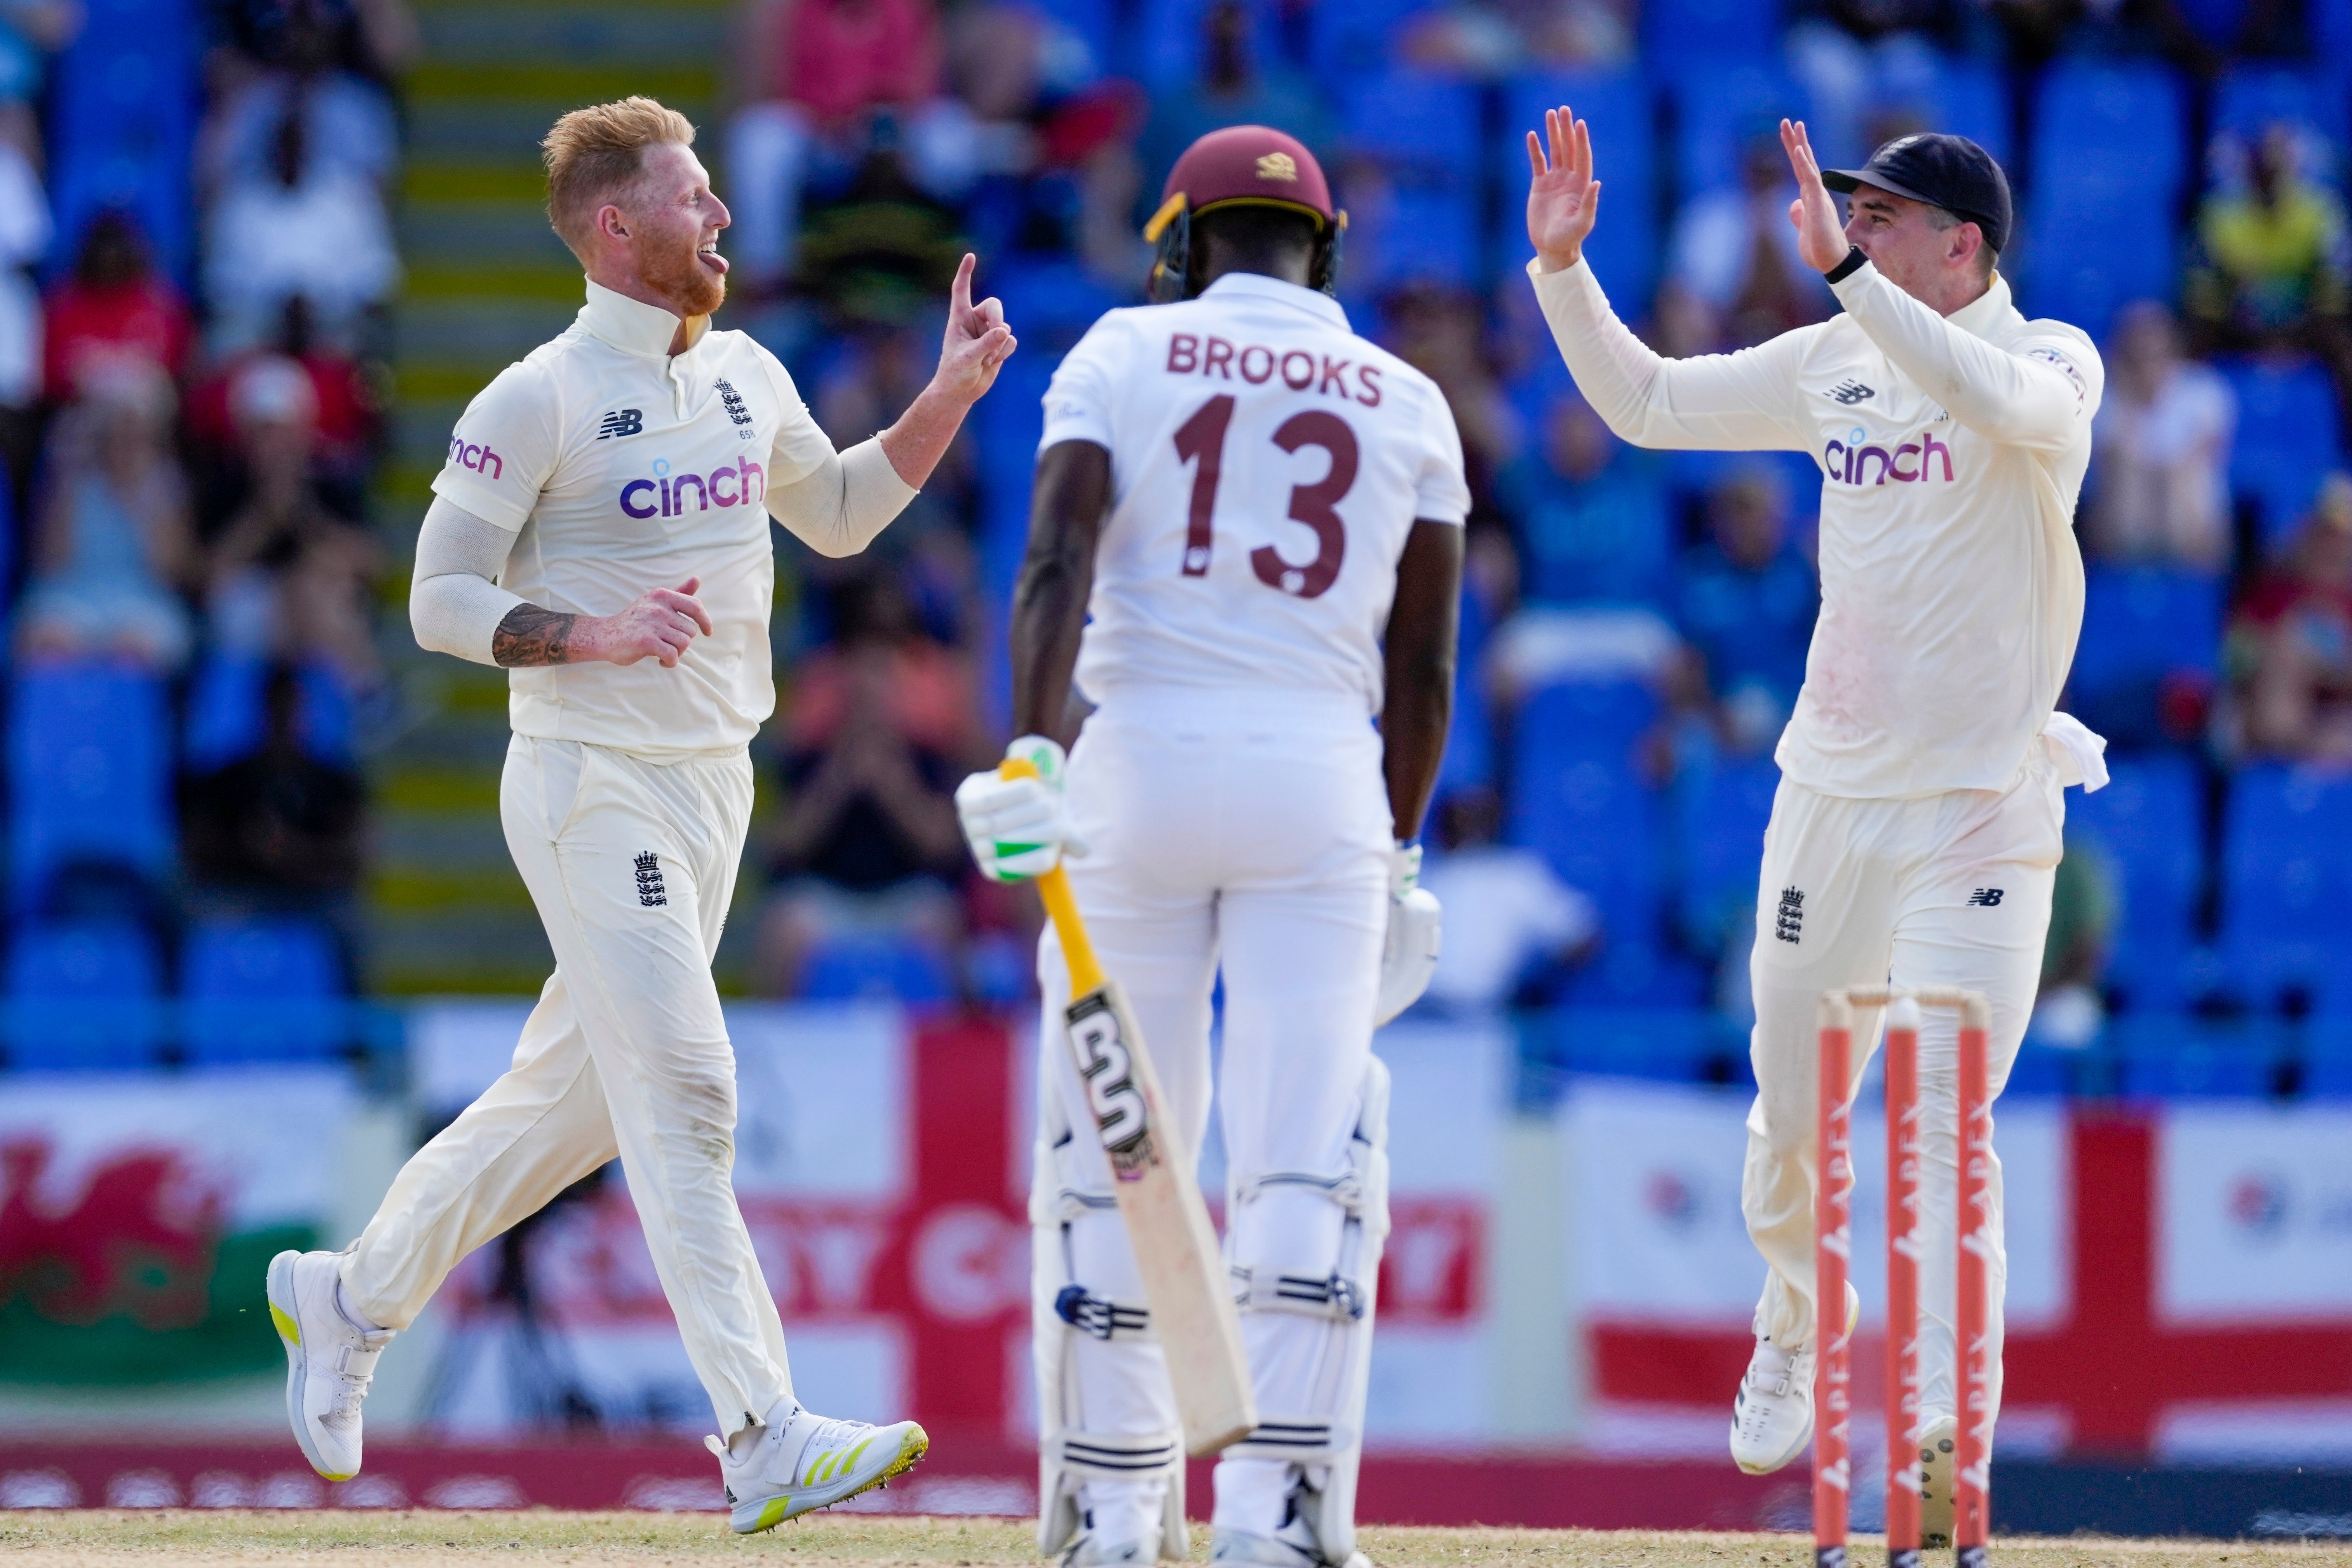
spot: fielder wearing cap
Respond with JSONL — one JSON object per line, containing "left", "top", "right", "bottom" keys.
{"left": 952, "top": 124, "right": 1467, "bottom": 1568}
{"left": 1524, "top": 112, "right": 2108, "bottom": 1541}
{"left": 265, "top": 96, "right": 1017, "bottom": 1533}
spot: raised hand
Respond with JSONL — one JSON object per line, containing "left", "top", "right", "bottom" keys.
{"left": 933, "top": 252, "right": 1018, "bottom": 405}
{"left": 1526, "top": 106, "right": 1602, "bottom": 273}
{"left": 1780, "top": 119, "right": 1850, "bottom": 274}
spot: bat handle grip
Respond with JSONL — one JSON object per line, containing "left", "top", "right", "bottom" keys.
{"left": 999, "top": 756, "right": 1106, "bottom": 995}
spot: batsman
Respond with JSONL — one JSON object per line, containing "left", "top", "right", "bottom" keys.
{"left": 1524, "top": 112, "right": 2108, "bottom": 1539}
{"left": 955, "top": 126, "right": 1467, "bottom": 1568}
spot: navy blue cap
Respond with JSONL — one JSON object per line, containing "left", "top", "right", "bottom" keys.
{"left": 1822, "top": 132, "right": 2011, "bottom": 256}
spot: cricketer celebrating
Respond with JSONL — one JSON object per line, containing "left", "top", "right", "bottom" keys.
{"left": 953, "top": 127, "right": 1467, "bottom": 1568}
{"left": 1524, "top": 112, "right": 2108, "bottom": 1541}
{"left": 265, "top": 97, "right": 1016, "bottom": 1531}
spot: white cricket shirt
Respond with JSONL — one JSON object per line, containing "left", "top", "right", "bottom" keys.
{"left": 1039, "top": 272, "right": 1471, "bottom": 714}
{"left": 1530, "top": 256, "right": 2106, "bottom": 799}
{"left": 432, "top": 282, "right": 909, "bottom": 757}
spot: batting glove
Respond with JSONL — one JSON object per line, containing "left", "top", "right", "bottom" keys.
{"left": 1375, "top": 842, "right": 1442, "bottom": 1025}
{"left": 954, "top": 735, "right": 1087, "bottom": 883}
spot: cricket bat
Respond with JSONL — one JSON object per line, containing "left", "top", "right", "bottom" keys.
{"left": 1002, "top": 758, "right": 1258, "bottom": 1456}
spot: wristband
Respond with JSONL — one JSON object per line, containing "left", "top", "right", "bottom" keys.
{"left": 1824, "top": 246, "right": 1868, "bottom": 284}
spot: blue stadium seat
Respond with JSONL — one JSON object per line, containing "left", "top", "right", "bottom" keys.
{"left": 1026, "top": 0, "right": 1119, "bottom": 79}
{"left": 1511, "top": 680, "right": 1667, "bottom": 953}
{"left": 2218, "top": 765, "right": 2352, "bottom": 1013}
{"left": 988, "top": 256, "right": 1123, "bottom": 357}
{"left": 2068, "top": 568, "right": 2222, "bottom": 746}
{"left": 2171, "top": 0, "right": 2248, "bottom": 49}
{"left": 2111, "top": 1015, "right": 2281, "bottom": 1099}
{"left": 5, "top": 919, "right": 164, "bottom": 1070}
{"left": 2213, "top": 65, "right": 2347, "bottom": 170}
{"left": 1640, "top": 0, "right": 1782, "bottom": 64}
{"left": 1922, "top": 59, "right": 2012, "bottom": 170}
{"left": 8, "top": 663, "right": 174, "bottom": 911}
{"left": 1667, "top": 63, "right": 1809, "bottom": 197}
{"left": 2020, "top": 185, "right": 2176, "bottom": 341}
{"left": 1344, "top": 70, "right": 1481, "bottom": 176}
{"left": 1673, "top": 753, "right": 1778, "bottom": 953}
{"left": 181, "top": 918, "right": 348, "bottom": 1063}
{"left": 183, "top": 657, "right": 359, "bottom": 770}
{"left": 1545, "top": 1007, "right": 1749, "bottom": 1082}
{"left": 1307, "top": 0, "right": 1432, "bottom": 80}
{"left": 798, "top": 933, "right": 955, "bottom": 1003}
{"left": 2218, "top": 356, "right": 2343, "bottom": 546}
{"left": 2070, "top": 754, "right": 2205, "bottom": 1012}
{"left": 1499, "top": 69, "right": 1656, "bottom": 303}
{"left": 2030, "top": 60, "right": 2187, "bottom": 206}
{"left": 44, "top": 0, "right": 201, "bottom": 284}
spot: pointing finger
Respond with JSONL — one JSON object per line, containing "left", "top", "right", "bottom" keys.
{"left": 950, "top": 252, "right": 976, "bottom": 320}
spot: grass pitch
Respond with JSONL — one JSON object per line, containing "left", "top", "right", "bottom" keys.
{"left": 3, "top": 1513, "right": 2350, "bottom": 1566}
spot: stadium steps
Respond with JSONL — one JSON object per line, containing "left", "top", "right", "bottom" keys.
{"left": 368, "top": 0, "right": 724, "bottom": 993}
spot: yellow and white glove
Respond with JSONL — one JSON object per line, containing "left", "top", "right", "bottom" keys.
{"left": 1375, "top": 842, "right": 1442, "bottom": 1025}
{"left": 954, "top": 735, "right": 1087, "bottom": 883}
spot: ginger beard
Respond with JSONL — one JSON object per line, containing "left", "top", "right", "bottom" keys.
{"left": 636, "top": 214, "right": 727, "bottom": 318}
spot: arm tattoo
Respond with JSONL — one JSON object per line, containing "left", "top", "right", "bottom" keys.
{"left": 492, "top": 604, "right": 578, "bottom": 667}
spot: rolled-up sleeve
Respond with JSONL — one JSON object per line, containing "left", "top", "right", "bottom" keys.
{"left": 1526, "top": 257, "right": 1814, "bottom": 452}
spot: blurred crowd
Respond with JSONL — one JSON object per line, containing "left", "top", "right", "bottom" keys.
{"left": 719, "top": 0, "right": 2352, "bottom": 1033}
{"left": 0, "top": 0, "right": 410, "bottom": 1047}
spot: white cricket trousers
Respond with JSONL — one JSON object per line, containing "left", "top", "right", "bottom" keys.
{"left": 1744, "top": 744, "right": 2064, "bottom": 1427}
{"left": 344, "top": 735, "right": 792, "bottom": 1439}
{"left": 1040, "top": 685, "right": 1390, "bottom": 1539}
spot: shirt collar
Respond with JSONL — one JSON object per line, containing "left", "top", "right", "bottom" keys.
{"left": 1200, "top": 271, "right": 1349, "bottom": 329}
{"left": 579, "top": 278, "right": 710, "bottom": 359}
{"left": 1945, "top": 271, "right": 2014, "bottom": 340}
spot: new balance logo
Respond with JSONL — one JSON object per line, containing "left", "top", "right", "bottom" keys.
{"left": 634, "top": 851, "right": 668, "bottom": 907}
{"left": 1829, "top": 380, "right": 1876, "bottom": 405}
{"left": 1967, "top": 887, "right": 2005, "bottom": 907}
{"left": 1775, "top": 885, "right": 1805, "bottom": 944}
{"left": 598, "top": 409, "right": 643, "bottom": 440}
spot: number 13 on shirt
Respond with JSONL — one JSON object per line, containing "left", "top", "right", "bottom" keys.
{"left": 1173, "top": 393, "right": 1358, "bottom": 599}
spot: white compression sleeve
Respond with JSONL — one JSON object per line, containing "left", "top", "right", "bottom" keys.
{"left": 409, "top": 496, "right": 525, "bottom": 666}
{"left": 767, "top": 436, "right": 918, "bottom": 558}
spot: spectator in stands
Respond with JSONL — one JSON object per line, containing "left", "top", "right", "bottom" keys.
{"left": 1398, "top": 0, "right": 1634, "bottom": 73}
{"left": 42, "top": 212, "right": 193, "bottom": 400}
{"left": 1138, "top": 0, "right": 1330, "bottom": 195}
{"left": 201, "top": 2, "right": 404, "bottom": 202}
{"left": 2186, "top": 124, "right": 2348, "bottom": 352}
{"left": 2087, "top": 300, "right": 2236, "bottom": 574}
{"left": 0, "top": 112, "right": 48, "bottom": 495}
{"left": 2030, "top": 829, "right": 2114, "bottom": 1047}
{"left": 1666, "top": 130, "right": 1835, "bottom": 353}
{"left": 751, "top": 571, "right": 980, "bottom": 995}
{"left": 0, "top": 0, "right": 80, "bottom": 127}
{"left": 2232, "top": 474, "right": 2352, "bottom": 762}
{"left": 204, "top": 356, "right": 386, "bottom": 703}
{"left": 1386, "top": 283, "right": 1517, "bottom": 515}
{"left": 724, "top": 0, "right": 953, "bottom": 294}
{"left": 1497, "top": 392, "right": 1671, "bottom": 608}
{"left": 1677, "top": 464, "right": 1817, "bottom": 753}
{"left": 1418, "top": 786, "right": 1597, "bottom": 1013}
{"left": 187, "top": 296, "right": 385, "bottom": 523}
{"left": 203, "top": 89, "right": 400, "bottom": 353}
{"left": 17, "top": 362, "right": 196, "bottom": 670}
{"left": 179, "top": 659, "right": 369, "bottom": 919}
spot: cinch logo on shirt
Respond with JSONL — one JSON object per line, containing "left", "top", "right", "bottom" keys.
{"left": 619, "top": 455, "right": 767, "bottom": 519}
{"left": 447, "top": 433, "right": 503, "bottom": 479}
{"left": 1823, "top": 427, "right": 1955, "bottom": 487}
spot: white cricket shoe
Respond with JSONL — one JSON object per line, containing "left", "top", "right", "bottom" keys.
{"left": 1213, "top": 1478, "right": 1369, "bottom": 1568}
{"left": 1915, "top": 1411, "right": 1959, "bottom": 1548}
{"left": 1060, "top": 1527, "right": 1160, "bottom": 1566}
{"left": 708, "top": 1400, "right": 929, "bottom": 1533}
{"left": 1728, "top": 1285, "right": 1861, "bottom": 1476}
{"left": 267, "top": 1249, "right": 394, "bottom": 1481}
{"left": 1728, "top": 1338, "right": 1816, "bottom": 1476}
